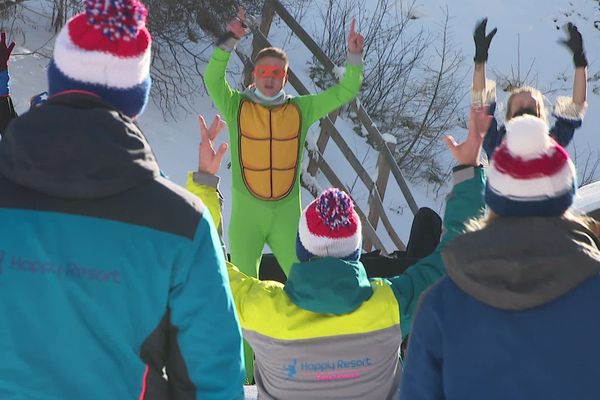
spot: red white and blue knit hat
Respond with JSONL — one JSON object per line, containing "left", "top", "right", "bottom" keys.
{"left": 297, "top": 188, "right": 362, "bottom": 261}
{"left": 486, "top": 115, "right": 577, "bottom": 217}
{"left": 48, "top": 0, "right": 151, "bottom": 118}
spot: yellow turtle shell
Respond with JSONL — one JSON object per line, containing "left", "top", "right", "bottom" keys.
{"left": 238, "top": 100, "right": 302, "bottom": 200}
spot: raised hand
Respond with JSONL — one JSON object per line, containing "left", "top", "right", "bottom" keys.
{"left": 0, "top": 32, "right": 16, "bottom": 72}
{"left": 198, "top": 115, "right": 229, "bottom": 175}
{"left": 347, "top": 18, "right": 365, "bottom": 54}
{"left": 473, "top": 18, "right": 497, "bottom": 64}
{"left": 226, "top": 7, "right": 250, "bottom": 39}
{"left": 559, "top": 22, "right": 587, "bottom": 68}
{"left": 444, "top": 105, "right": 493, "bottom": 166}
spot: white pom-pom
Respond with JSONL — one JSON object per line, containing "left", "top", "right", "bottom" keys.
{"left": 505, "top": 115, "right": 551, "bottom": 158}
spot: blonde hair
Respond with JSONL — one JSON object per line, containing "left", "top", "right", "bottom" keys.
{"left": 465, "top": 210, "right": 600, "bottom": 238}
{"left": 254, "top": 47, "right": 289, "bottom": 68}
{"left": 505, "top": 86, "right": 548, "bottom": 125}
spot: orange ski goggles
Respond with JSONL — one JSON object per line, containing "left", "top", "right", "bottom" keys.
{"left": 253, "top": 65, "right": 288, "bottom": 79}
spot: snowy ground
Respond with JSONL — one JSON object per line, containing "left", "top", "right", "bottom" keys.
{"left": 244, "top": 385, "right": 258, "bottom": 400}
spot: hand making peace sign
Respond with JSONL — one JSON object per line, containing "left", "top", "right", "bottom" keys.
{"left": 198, "top": 115, "right": 229, "bottom": 176}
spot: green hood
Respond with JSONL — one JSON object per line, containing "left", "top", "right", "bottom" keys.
{"left": 284, "top": 257, "right": 373, "bottom": 315}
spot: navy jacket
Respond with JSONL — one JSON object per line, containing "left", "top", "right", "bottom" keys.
{"left": 400, "top": 217, "right": 600, "bottom": 400}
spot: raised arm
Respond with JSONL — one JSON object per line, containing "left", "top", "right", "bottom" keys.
{"left": 388, "top": 106, "right": 491, "bottom": 338}
{"left": 294, "top": 18, "right": 364, "bottom": 127}
{"left": 560, "top": 22, "right": 587, "bottom": 106}
{"left": 203, "top": 8, "right": 248, "bottom": 116}
{"left": 184, "top": 114, "right": 282, "bottom": 344}
{"left": 472, "top": 18, "right": 496, "bottom": 96}
{"left": 186, "top": 115, "right": 228, "bottom": 232}
{"left": 471, "top": 18, "right": 501, "bottom": 158}
{"left": 551, "top": 22, "right": 588, "bottom": 148}
{"left": 0, "top": 32, "right": 17, "bottom": 135}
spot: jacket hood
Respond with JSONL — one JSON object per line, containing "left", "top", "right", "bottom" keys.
{"left": 284, "top": 257, "right": 373, "bottom": 315}
{"left": 443, "top": 217, "right": 600, "bottom": 310}
{"left": 0, "top": 92, "right": 160, "bottom": 199}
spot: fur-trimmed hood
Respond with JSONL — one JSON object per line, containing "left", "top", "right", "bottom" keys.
{"left": 442, "top": 217, "right": 600, "bottom": 310}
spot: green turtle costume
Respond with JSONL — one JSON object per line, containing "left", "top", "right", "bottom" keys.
{"left": 204, "top": 44, "right": 363, "bottom": 279}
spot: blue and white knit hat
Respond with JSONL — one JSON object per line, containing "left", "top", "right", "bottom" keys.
{"left": 486, "top": 115, "right": 577, "bottom": 217}
{"left": 297, "top": 188, "right": 362, "bottom": 262}
{"left": 47, "top": 0, "right": 151, "bottom": 118}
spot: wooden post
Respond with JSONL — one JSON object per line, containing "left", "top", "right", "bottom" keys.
{"left": 316, "top": 156, "right": 388, "bottom": 255}
{"left": 352, "top": 102, "right": 419, "bottom": 215}
{"left": 306, "top": 109, "right": 340, "bottom": 176}
{"left": 267, "top": 0, "right": 419, "bottom": 216}
{"left": 364, "top": 140, "right": 397, "bottom": 251}
{"left": 243, "top": 0, "right": 276, "bottom": 87}
{"left": 320, "top": 117, "right": 405, "bottom": 252}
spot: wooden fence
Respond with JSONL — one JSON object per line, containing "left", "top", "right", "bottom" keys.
{"left": 237, "top": 0, "right": 420, "bottom": 254}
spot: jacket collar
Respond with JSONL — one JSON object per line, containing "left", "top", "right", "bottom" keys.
{"left": 0, "top": 92, "right": 160, "bottom": 199}
{"left": 284, "top": 257, "right": 373, "bottom": 315}
{"left": 242, "top": 86, "right": 290, "bottom": 107}
{"left": 443, "top": 217, "right": 600, "bottom": 310}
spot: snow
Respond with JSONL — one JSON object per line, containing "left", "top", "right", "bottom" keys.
{"left": 332, "top": 65, "right": 346, "bottom": 81}
{"left": 305, "top": 127, "right": 320, "bottom": 153}
{"left": 2, "top": 0, "right": 599, "bottom": 397}
{"left": 3, "top": 0, "right": 599, "bottom": 252}
{"left": 574, "top": 180, "right": 600, "bottom": 214}
{"left": 301, "top": 158, "right": 323, "bottom": 196}
{"left": 382, "top": 133, "right": 397, "bottom": 145}
{"left": 244, "top": 385, "right": 258, "bottom": 400}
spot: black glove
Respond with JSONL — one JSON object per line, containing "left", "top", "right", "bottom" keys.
{"left": 559, "top": 22, "right": 587, "bottom": 68}
{"left": 217, "top": 17, "right": 248, "bottom": 45}
{"left": 217, "top": 30, "right": 239, "bottom": 46}
{"left": 0, "top": 32, "right": 15, "bottom": 72}
{"left": 473, "top": 18, "right": 497, "bottom": 63}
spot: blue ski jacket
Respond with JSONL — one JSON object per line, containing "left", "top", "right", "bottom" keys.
{"left": 0, "top": 92, "right": 244, "bottom": 399}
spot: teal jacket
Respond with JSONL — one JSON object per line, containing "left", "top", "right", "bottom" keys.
{"left": 390, "top": 167, "right": 486, "bottom": 336}
{"left": 0, "top": 93, "right": 245, "bottom": 400}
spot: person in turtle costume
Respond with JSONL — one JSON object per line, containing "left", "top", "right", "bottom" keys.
{"left": 202, "top": 9, "right": 364, "bottom": 280}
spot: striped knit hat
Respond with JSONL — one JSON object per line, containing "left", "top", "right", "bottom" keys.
{"left": 297, "top": 188, "right": 362, "bottom": 262}
{"left": 486, "top": 115, "right": 577, "bottom": 217}
{"left": 47, "top": 0, "right": 151, "bottom": 118}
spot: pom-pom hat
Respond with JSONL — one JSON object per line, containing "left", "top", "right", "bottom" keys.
{"left": 47, "top": 0, "right": 151, "bottom": 118}
{"left": 297, "top": 188, "right": 362, "bottom": 261}
{"left": 486, "top": 115, "right": 577, "bottom": 217}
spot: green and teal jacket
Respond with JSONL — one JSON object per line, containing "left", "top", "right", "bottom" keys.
{"left": 187, "top": 166, "right": 486, "bottom": 400}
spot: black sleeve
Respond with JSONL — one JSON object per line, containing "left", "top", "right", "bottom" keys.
{"left": 0, "top": 95, "right": 18, "bottom": 135}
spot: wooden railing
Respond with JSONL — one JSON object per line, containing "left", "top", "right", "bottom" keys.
{"left": 238, "top": 0, "right": 420, "bottom": 254}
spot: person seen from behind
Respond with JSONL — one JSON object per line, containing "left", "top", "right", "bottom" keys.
{"left": 186, "top": 104, "right": 492, "bottom": 399}
{"left": 400, "top": 114, "right": 600, "bottom": 400}
{"left": 0, "top": 1, "right": 244, "bottom": 398}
